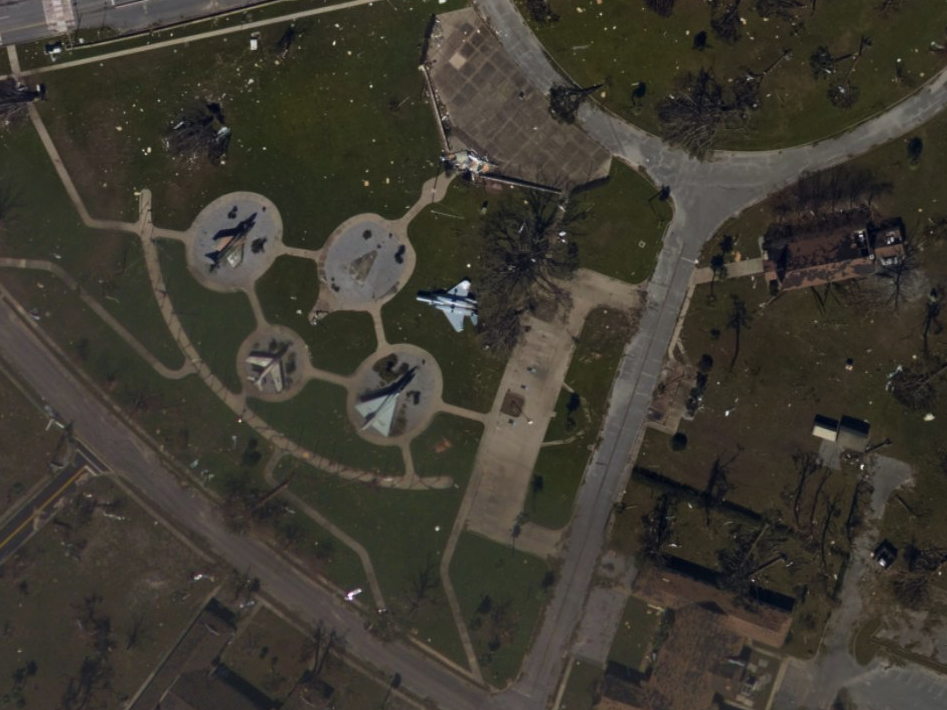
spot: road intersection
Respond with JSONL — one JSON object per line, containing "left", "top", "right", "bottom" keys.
{"left": 2, "top": 0, "right": 947, "bottom": 709}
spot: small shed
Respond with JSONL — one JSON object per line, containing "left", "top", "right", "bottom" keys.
{"left": 837, "top": 415, "right": 870, "bottom": 452}
{"left": 811, "top": 414, "right": 839, "bottom": 442}
{"left": 873, "top": 540, "right": 898, "bottom": 569}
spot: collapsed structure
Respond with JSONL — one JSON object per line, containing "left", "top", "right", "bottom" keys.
{"left": 762, "top": 218, "right": 905, "bottom": 291}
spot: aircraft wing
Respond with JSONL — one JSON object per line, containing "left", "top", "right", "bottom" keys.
{"left": 444, "top": 309, "right": 466, "bottom": 333}
{"left": 246, "top": 354, "right": 272, "bottom": 368}
{"left": 356, "top": 394, "right": 399, "bottom": 436}
{"left": 447, "top": 279, "right": 471, "bottom": 297}
{"left": 269, "top": 361, "right": 284, "bottom": 393}
{"left": 369, "top": 396, "right": 398, "bottom": 436}
{"left": 355, "top": 398, "right": 379, "bottom": 419}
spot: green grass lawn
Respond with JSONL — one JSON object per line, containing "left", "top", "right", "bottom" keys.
{"left": 254, "top": 255, "right": 377, "bottom": 375}
{"left": 0, "top": 126, "right": 184, "bottom": 369}
{"left": 410, "top": 412, "right": 484, "bottom": 480}
{"left": 222, "top": 606, "right": 310, "bottom": 702}
{"left": 157, "top": 239, "right": 256, "bottom": 392}
{"left": 0, "top": 476, "right": 213, "bottom": 710}
{"left": 617, "top": 98, "right": 947, "bottom": 655}
{"left": 529, "top": 307, "right": 634, "bottom": 529}
{"left": 575, "top": 161, "right": 671, "bottom": 283}
{"left": 308, "top": 311, "right": 377, "bottom": 375}
{"left": 34, "top": 0, "right": 460, "bottom": 247}
{"left": 522, "top": 0, "right": 947, "bottom": 149}
{"left": 639, "top": 265, "right": 946, "bottom": 518}
{"left": 381, "top": 179, "right": 507, "bottom": 413}
{"left": 0, "top": 268, "right": 272, "bottom": 476}
{"left": 557, "top": 659, "right": 604, "bottom": 710}
{"left": 0, "top": 367, "right": 61, "bottom": 507}
{"left": 275, "top": 457, "right": 469, "bottom": 668}
{"left": 607, "top": 597, "right": 660, "bottom": 672}
{"left": 248, "top": 378, "right": 405, "bottom": 476}
{"left": 255, "top": 254, "right": 320, "bottom": 335}
{"left": 450, "top": 532, "right": 552, "bottom": 688}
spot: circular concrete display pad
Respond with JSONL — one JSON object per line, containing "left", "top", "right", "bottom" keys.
{"left": 348, "top": 345, "right": 441, "bottom": 442}
{"left": 322, "top": 217, "right": 410, "bottom": 309}
{"left": 188, "top": 192, "right": 282, "bottom": 291}
{"left": 238, "top": 326, "right": 306, "bottom": 402}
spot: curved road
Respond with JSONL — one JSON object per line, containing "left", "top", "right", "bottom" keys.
{"left": 473, "top": 0, "right": 947, "bottom": 708}
{"left": 2, "top": 2, "right": 947, "bottom": 710}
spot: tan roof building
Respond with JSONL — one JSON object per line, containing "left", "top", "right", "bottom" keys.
{"left": 596, "top": 603, "right": 780, "bottom": 710}
{"left": 631, "top": 566, "right": 792, "bottom": 649}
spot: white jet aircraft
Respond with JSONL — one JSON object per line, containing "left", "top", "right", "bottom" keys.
{"left": 416, "top": 279, "right": 478, "bottom": 332}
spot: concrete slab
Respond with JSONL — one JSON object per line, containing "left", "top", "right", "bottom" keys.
{"left": 321, "top": 218, "right": 409, "bottom": 309}
{"left": 348, "top": 346, "right": 442, "bottom": 443}
{"left": 188, "top": 192, "right": 282, "bottom": 292}
{"left": 572, "top": 585, "right": 630, "bottom": 665}
{"left": 426, "top": 8, "right": 610, "bottom": 190}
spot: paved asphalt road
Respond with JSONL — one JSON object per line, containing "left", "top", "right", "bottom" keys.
{"left": 0, "top": 291, "right": 490, "bottom": 710}
{"left": 473, "top": 0, "right": 947, "bottom": 707}
{"left": 0, "top": 457, "right": 89, "bottom": 566}
{"left": 0, "top": 0, "right": 258, "bottom": 46}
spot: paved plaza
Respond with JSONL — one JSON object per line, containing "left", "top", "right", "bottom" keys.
{"left": 321, "top": 218, "right": 410, "bottom": 309}
{"left": 188, "top": 192, "right": 282, "bottom": 291}
{"left": 426, "top": 8, "right": 611, "bottom": 190}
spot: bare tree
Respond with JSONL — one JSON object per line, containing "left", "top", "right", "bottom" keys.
{"left": 477, "top": 190, "right": 582, "bottom": 353}
{"left": 0, "top": 78, "right": 43, "bottom": 127}
{"left": 711, "top": 0, "right": 744, "bottom": 44}
{"left": 525, "top": 0, "right": 559, "bottom": 23}
{"left": 726, "top": 294, "right": 751, "bottom": 371}
{"left": 645, "top": 0, "right": 677, "bottom": 17}
{"left": 407, "top": 555, "right": 440, "bottom": 615}
{"left": 639, "top": 493, "right": 676, "bottom": 564}
{"left": 892, "top": 571, "right": 930, "bottom": 607}
{"left": 125, "top": 608, "right": 147, "bottom": 650}
{"left": 755, "top": 0, "right": 806, "bottom": 25}
{"left": 827, "top": 81, "right": 860, "bottom": 109}
{"left": 656, "top": 69, "right": 727, "bottom": 158}
{"left": 298, "top": 620, "right": 341, "bottom": 681}
{"left": 809, "top": 45, "right": 839, "bottom": 80}
{"left": 548, "top": 83, "right": 602, "bottom": 124}
{"left": 703, "top": 455, "right": 735, "bottom": 524}
{"left": 923, "top": 287, "right": 943, "bottom": 355}
{"left": 887, "top": 359, "right": 947, "bottom": 410}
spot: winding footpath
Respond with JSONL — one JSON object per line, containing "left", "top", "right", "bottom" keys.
{"left": 2, "top": 2, "right": 947, "bottom": 710}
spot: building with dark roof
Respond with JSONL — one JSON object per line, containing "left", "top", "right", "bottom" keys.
{"left": 596, "top": 602, "right": 783, "bottom": 710}
{"left": 762, "top": 218, "right": 905, "bottom": 291}
{"left": 160, "top": 666, "right": 276, "bottom": 710}
{"left": 836, "top": 415, "right": 870, "bottom": 452}
{"left": 132, "top": 600, "right": 236, "bottom": 710}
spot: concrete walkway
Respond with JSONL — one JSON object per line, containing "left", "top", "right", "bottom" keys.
{"left": 12, "top": 1, "right": 947, "bottom": 704}
{"left": 692, "top": 257, "right": 765, "bottom": 284}
{"left": 0, "top": 257, "right": 193, "bottom": 380}
{"left": 463, "top": 269, "right": 642, "bottom": 557}
{"left": 6, "top": 0, "right": 381, "bottom": 80}
{"left": 470, "top": 1, "right": 947, "bottom": 706}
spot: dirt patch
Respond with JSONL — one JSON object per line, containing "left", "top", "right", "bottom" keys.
{"left": 500, "top": 390, "right": 526, "bottom": 418}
